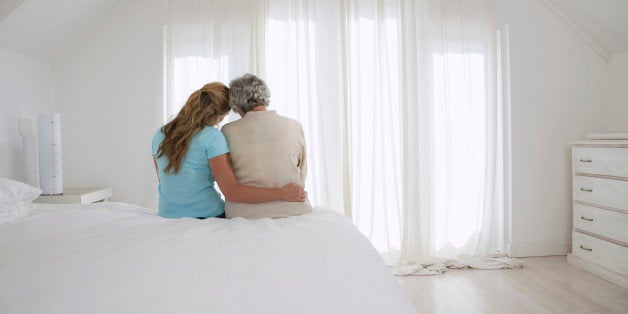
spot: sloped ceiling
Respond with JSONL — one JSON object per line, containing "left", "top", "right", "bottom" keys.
{"left": 0, "top": 0, "right": 26, "bottom": 22}
{"left": 0, "top": 0, "right": 627, "bottom": 64}
{"left": 0, "top": 0, "right": 122, "bottom": 64}
{"left": 549, "top": 0, "right": 628, "bottom": 55}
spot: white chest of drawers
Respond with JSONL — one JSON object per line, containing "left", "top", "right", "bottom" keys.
{"left": 567, "top": 139, "right": 628, "bottom": 288}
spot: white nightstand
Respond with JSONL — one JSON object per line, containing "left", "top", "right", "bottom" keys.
{"left": 34, "top": 187, "right": 113, "bottom": 204}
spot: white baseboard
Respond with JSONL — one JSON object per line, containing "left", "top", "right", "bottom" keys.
{"left": 507, "top": 241, "right": 571, "bottom": 257}
{"left": 567, "top": 254, "right": 627, "bottom": 289}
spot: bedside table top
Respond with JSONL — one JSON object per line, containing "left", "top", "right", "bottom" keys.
{"left": 34, "top": 187, "right": 113, "bottom": 204}
{"left": 60, "top": 187, "right": 112, "bottom": 195}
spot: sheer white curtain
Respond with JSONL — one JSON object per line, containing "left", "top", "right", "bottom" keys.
{"left": 264, "top": 0, "right": 347, "bottom": 210}
{"left": 393, "top": 0, "right": 516, "bottom": 274}
{"left": 167, "top": 0, "right": 519, "bottom": 274}
{"left": 167, "top": 0, "right": 347, "bottom": 210}
{"left": 166, "top": 0, "right": 264, "bottom": 121}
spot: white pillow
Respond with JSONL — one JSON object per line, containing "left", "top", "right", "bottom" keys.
{"left": 0, "top": 178, "right": 42, "bottom": 203}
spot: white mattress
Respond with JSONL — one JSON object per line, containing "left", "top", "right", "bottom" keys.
{"left": 0, "top": 202, "right": 417, "bottom": 314}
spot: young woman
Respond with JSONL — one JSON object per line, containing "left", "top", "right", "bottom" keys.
{"left": 152, "top": 82, "right": 305, "bottom": 218}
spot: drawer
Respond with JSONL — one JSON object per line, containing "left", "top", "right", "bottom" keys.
{"left": 572, "top": 146, "right": 628, "bottom": 178}
{"left": 572, "top": 231, "right": 628, "bottom": 276}
{"left": 573, "top": 175, "right": 628, "bottom": 211}
{"left": 573, "top": 203, "right": 628, "bottom": 244}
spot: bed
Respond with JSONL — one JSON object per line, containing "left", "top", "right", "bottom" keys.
{"left": 0, "top": 201, "right": 418, "bottom": 313}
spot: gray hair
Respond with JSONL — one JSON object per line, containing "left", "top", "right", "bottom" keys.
{"left": 228, "top": 74, "right": 271, "bottom": 113}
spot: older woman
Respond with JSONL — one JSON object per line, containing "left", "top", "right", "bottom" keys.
{"left": 221, "top": 74, "right": 313, "bottom": 219}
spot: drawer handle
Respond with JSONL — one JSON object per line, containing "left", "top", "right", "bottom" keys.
{"left": 580, "top": 216, "right": 594, "bottom": 221}
{"left": 579, "top": 245, "right": 592, "bottom": 251}
{"left": 579, "top": 159, "right": 592, "bottom": 163}
{"left": 580, "top": 188, "right": 593, "bottom": 192}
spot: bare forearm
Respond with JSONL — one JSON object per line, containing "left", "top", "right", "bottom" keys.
{"left": 223, "top": 184, "right": 286, "bottom": 203}
{"left": 210, "top": 154, "right": 296, "bottom": 203}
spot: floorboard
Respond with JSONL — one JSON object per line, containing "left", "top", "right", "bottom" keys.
{"left": 396, "top": 256, "right": 628, "bottom": 313}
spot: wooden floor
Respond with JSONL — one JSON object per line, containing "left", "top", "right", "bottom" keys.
{"left": 397, "top": 256, "right": 627, "bottom": 313}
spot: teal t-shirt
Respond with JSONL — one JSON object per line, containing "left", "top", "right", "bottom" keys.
{"left": 151, "top": 126, "right": 229, "bottom": 218}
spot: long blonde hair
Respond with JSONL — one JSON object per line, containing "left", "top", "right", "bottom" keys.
{"left": 156, "top": 82, "right": 230, "bottom": 174}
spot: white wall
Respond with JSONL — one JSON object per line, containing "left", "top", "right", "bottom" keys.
{"left": 53, "top": 0, "right": 164, "bottom": 209}
{"left": 608, "top": 51, "right": 628, "bottom": 131}
{"left": 497, "top": 0, "right": 609, "bottom": 257}
{"left": 0, "top": 48, "right": 54, "bottom": 182}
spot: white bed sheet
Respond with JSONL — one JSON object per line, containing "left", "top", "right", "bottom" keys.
{"left": 0, "top": 202, "right": 417, "bottom": 314}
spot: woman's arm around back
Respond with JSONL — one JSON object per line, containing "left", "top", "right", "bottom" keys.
{"left": 209, "top": 154, "right": 305, "bottom": 203}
